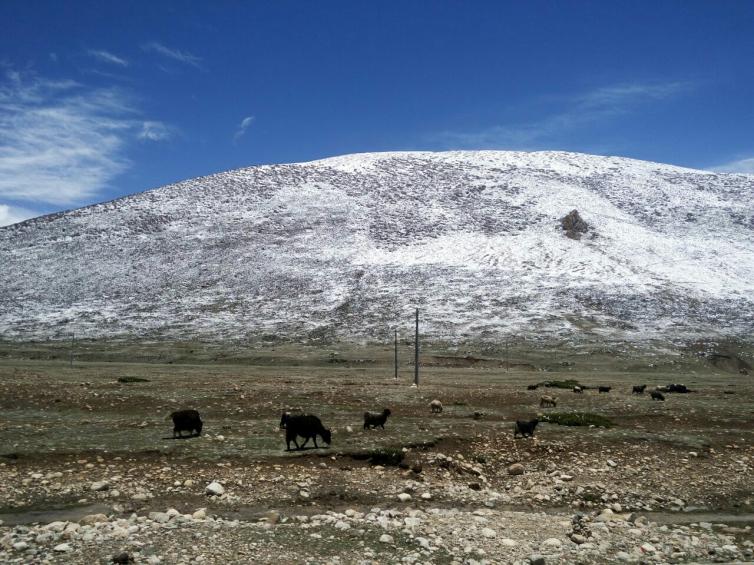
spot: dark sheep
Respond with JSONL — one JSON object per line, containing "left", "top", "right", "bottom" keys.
{"left": 632, "top": 385, "right": 647, "bottom": 395}
{"left": 598, "top": 386, "right": 611, "bottom": 393}
{"left": 170, "top": 409, "right": 203, "bottom": 438}
{"left": 527, "top": 384, "right": 539, "bottom": 390}
{"left": 364, "top": 408, "right": 391, "bottom": 430}
{"left": 430, "top": 399, "right": 443, "bottom": 413}
{"left": 573, "top": 386, "right": 584, "bottom": 394}
{"left": 667, "top": 383, "right": 689, "bottom": 393}
{"left": 284, "top": 414, "right": 332, "bottom": 451}
{"left": 514, "top": 418, "right": 539, "bottom": 438}
{"left": 651, "top": 391, "right": 665, "bottom": 401}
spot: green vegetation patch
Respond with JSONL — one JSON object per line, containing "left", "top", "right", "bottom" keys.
{"left": 542, "top": 412, "right": 614, "bottom": 428}
{"left": 117, "top": 376, "right": 151, "bottom": 383}
{"left": 350, "top": 447, "right": 406, "bottom": 466}
{"left": 540, "top": 379, "right": 582, "bottom": 389}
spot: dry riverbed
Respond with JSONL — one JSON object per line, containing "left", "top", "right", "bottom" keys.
{"left": 0, "top": 346, "right": 752, "bottom": 564}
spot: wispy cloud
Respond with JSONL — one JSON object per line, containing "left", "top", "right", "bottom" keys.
{"left": 142, "top": 41, "right": 203, "bottom": 69}
{"left": 0, "top": 203, "right": 37, "bottom": 227}
{"left": 138, "top": 120, "right": 173, "bottom": 141}
{"left": 88, "top": 49, "right": 129, "bottom": 67}
{"left": 233, "top": 116, "right": 254, "bottom": 142}
{"left": 0, "top": 70, "right": 171, "bottom": 208}
{"left": 710, "top": 156, "right": 754, "bottom": 174}
{"left": 432, "top": 81, "right": 691, "bottom": 149}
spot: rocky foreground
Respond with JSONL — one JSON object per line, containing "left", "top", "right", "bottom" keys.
{"left": 0, "top": 444, "right": 752, "bottom": 564}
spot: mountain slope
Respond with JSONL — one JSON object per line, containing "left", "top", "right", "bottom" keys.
{"left": 1, "top": 150, "right": 753, "bottom": 346}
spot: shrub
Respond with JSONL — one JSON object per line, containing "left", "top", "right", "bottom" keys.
{"left": 540, "top": 379, "right": 582, "bottom": 389}
{"left": 117, "top": 376, "right": 150, "bottom": 383}
{"left": 367, "top": 448, "right": 405, "bottom": 466}
{"left": 541, "top": 412, "right": 613, "bottom": 428}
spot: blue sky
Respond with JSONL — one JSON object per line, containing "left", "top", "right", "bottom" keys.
{"left": 1, "top": 1, "right": 753, "bottom": 226}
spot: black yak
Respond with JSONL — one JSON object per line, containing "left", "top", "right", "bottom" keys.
{"left": 363, "top": 408, "right": 391, "bottom": 430}
{"left": 514, "top": 418, "right": 539, "bottom": 438}
{"left": 632, "top": 385, "right": 647, "bottom": 395}
{"left": 284, "top": 414, "right": 332, "bottom": 451}
{"left": 279, "top": 412, "right": 291, "bottom": 428}
{"left": 169, "top": 409, "right": 203, "bottom": 438}
{"left": 527, "top": 384, "right": 539, "bottom": 390}
{"left": 651, "top": 391, "right": 665, "bottom": 401}
{"left": 598, "top": 386, "right": 611, "bottom": 393}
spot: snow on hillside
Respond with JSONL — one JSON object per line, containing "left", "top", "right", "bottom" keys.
{"left": 1, "top": 150, "right": 753, "bottom": 345}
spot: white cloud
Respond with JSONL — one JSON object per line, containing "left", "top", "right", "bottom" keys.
{"left": 88, "top": 49, "right": 129, "bottom": 67}
{"left": 0, "top": 203, "right": 37, "bottom": 227}
{"left": 710, "top": 156, "right": 754, "bottom": 174}
{"left": 233, "top": 116, "right": 254, "bottom": 142}
{"left": 0, "top": 70, "right": 170, "bottom": 207}
{"left": 138, "top": 120, "right": 173, "bottom": 141}
{"left": 433, "top": 81, "right": 690, "bottom": 149}
{"left": 142, "top": 41, "right": 203, "bottom": 69}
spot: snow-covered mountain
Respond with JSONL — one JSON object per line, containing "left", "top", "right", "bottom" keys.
{"left": 2, "top": 150, "right": 753, "bottom": 346}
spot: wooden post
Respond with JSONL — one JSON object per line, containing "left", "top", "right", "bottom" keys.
{"left": 69, "top": 332, "right": 75, "bottom": 368}
{"left": 394, "top": 328, "right": 398, "bottom": 380}
{"left": 414, "top": 308, "right": 419, "bottom": 386}
{"left": 506, "top": 337, "right": 509, "bottom": 373}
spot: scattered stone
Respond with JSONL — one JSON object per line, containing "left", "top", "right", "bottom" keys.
{"left": 379, "top": 534, "right": 394, "bottom": 544}
{"left": 640, "top": 542, "right": 656, "bottom": 553}
{"left": 529, "top": 555, "right": 546, "bottom": 565}
{"left": 205, "top": 481, "right": 225, "bottom": 496}
{"left": 397, "top": 493, "right": 412, "bottom": 502}
{"left": 91, "top": 480, "right": 110, "bottom": 491}
{"left": 112, "top": 552, "right": 133, "bottom": 564}
{"left": 81, "top": 513, "right": 108, "bottom": 525}
{"left": 507, "top": 463, "right": 525, "bottom": 476}
{"left": 481, "top": 527, "right": 497, "bottom": 538}
{"left": 54, "top": 543, "right": 73, "bottom": 552}
{"left": 542, "top": 538, "right": 562, "bottom": 548}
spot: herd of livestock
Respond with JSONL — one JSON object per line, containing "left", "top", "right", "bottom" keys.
{"left": 168, "top": 380, "right": 691, "bottom": 451}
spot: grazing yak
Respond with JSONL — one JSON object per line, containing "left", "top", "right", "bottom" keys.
{"left": 632, "top": 385, "right": 647, "bottom": 395}
{"left": 540, "top": 395, "right": 557, "bottom": 408}
{"left": 283, "top": 414, "right": 332, "bottom": 451}
{"left": 364, "top": 408, "right": 391, "bottom": 430}
{"left": 514, "top": 418, "right": 539, "bottom": 438}
{"left": 169, "top": 409, "right": 203, "bottom": 438}
{"left": 430, "top": 399, "right": 443, "bottom": 413}
{"left": 573, "top": 386, "right": 584, "bottom": 394}
{"left": 527, "top": 384, "right": 539, "bottom": 390}
{"left": 598, "top": 386, "right": 611, "bottom": 393}
{"left": 651, "top": 391, "right": 665, "bottom": 401}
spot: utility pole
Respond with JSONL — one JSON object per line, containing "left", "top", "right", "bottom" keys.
{"left": 394, "top": 328, "right": 398, "bottom": 380}
{"left": 506, "top": 337, "right": 509, "bottom": 373}
{"left": 414, "top": 308, "right": 419, "bottom": 386}
{"left": 69, "top": 332, "right": 75, "bottom": 368}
